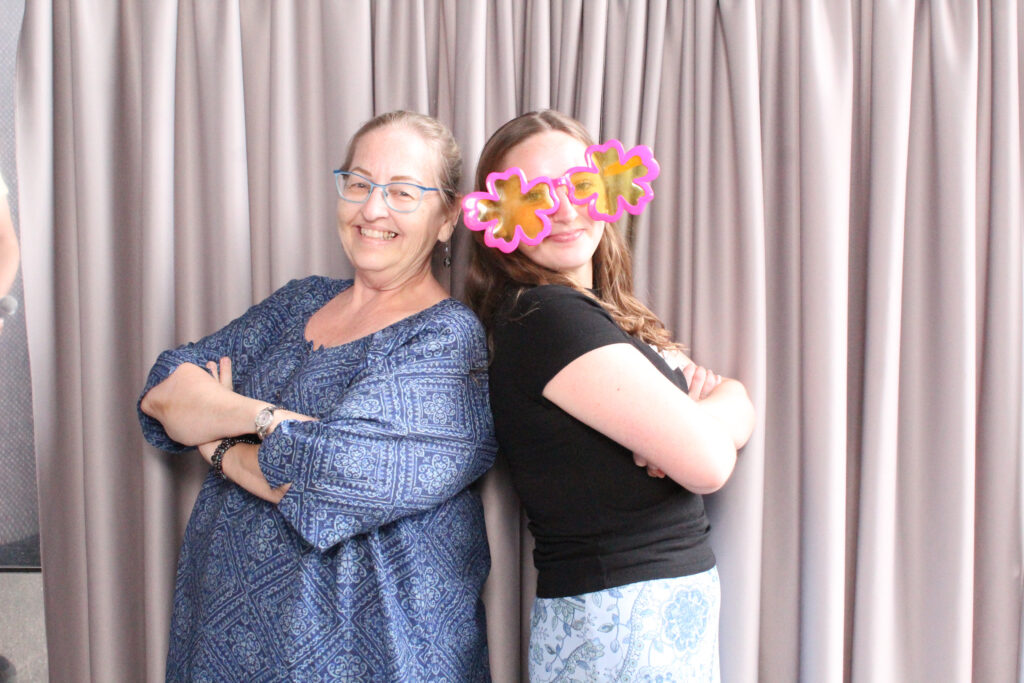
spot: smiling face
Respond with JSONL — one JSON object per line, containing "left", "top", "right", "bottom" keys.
{"left": 337, "top": 125, "right": 457, "bottom": 290}
{"left": 499, "top": 131, "right": 606, "bottom": 287}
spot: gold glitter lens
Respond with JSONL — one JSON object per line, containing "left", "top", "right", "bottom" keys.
{"left": 476, "top": 175, "right": 555, "bottom": 241}
{"left": 589, "top": 149, "right": 647, "bottom": 209}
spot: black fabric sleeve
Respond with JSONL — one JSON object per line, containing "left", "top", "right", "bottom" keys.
{"left": 493, "top": 285, "right": 631, "bottom": 398}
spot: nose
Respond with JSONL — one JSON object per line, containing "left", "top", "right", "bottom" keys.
{"left": 551, "top": 186, "right": 578, "bottom": 222}
{"left": 360, "top": 186, "right": 390, "bottom": 219}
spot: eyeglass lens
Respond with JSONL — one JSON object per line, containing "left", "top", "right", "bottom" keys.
{"left": 337, "top": 173, "right": 424, "bottom": 212}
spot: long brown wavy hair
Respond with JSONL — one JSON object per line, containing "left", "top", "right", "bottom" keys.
{"left": 465, "top": 110, "right": 680, "bottom": 352}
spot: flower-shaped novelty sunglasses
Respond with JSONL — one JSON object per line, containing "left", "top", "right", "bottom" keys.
{"left": 462, "top": 140, "right": 660, "bottom": 253}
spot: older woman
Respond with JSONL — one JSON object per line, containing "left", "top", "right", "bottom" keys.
{"left": 139, "top": 111, "right": 496, "bottom": 681}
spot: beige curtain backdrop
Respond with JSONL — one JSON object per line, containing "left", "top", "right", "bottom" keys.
{"left": 13, "top": 1, "right": 1023, "bottom": 681}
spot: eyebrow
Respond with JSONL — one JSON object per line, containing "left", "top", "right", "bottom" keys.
{"left": 349, "top": 167, "right": 427, "bottom": 184}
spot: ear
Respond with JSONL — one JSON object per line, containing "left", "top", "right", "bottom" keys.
{"left": 438, "top": 202, "right": 461, "bottom": 243}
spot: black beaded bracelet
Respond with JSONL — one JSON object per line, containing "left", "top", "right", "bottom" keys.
{"left": 210, "top": 434, "right": 261, "bottom": 480}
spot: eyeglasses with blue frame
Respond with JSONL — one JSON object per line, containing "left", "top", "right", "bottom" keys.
{"left": 333, "top": 170, "right": 440, "bottom": 213}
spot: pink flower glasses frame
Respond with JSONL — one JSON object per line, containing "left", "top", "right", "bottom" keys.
{"left": 462, "top": 139, "right": 661, "bottom": 253}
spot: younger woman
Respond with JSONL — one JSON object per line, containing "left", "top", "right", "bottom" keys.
{"left": 466, "top": 110, "right": 755, "bottom": 681}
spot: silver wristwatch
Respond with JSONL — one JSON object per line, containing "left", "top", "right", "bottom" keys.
{"left": 254, "top": 405, "right": 277, "bottom": 440}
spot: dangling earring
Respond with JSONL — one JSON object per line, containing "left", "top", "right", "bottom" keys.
{"left": 443, "top": 240, "right": 452, "bottom": 268}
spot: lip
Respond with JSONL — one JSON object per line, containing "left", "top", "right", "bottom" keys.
{"left": 545, "top": 229, "right": 585, "bottom": 244}
{"left": 357, "top": 225, "right": 399, "bottom": 242}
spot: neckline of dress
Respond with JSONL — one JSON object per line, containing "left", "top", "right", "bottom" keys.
{"left": 303, "top": 288, "right": 455, "bottom": 353}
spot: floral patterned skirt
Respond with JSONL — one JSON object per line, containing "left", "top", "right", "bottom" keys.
{"left": 528, "top": 567, "right": 720, "bottom": 682}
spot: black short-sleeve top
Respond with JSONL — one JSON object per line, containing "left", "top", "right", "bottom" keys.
{"left": 489, "top": 284, "right": 715, "bottom": 598}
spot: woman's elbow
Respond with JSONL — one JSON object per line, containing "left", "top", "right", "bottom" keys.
{"left": 139, "top": 387, "right": 162, "bottom": 420}
{"left": 687, "top": 447, "right": 737, "bottom": 494}
{"left": 720, "top": 380, "right": 756, "bottom": 449}
{"left": 734, "top": 399, "right": 756, "bottom": 449}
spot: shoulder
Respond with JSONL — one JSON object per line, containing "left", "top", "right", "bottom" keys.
{"left": 428, "top": 298, "right": 486, "bottom": 333}
{"left": 497, "top": 284, "right": 615, "bottom": 335}
{"left": 379, "top": 299, "right": 488, "bottom": 369}
{"left": 418, "top": 299, "right": 488, "bottom": 354}
{"left": 514, "top": 284, "right": 599, "bottom": 310}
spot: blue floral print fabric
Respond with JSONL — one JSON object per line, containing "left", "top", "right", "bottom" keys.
{"left": 528, "top": 568, "right": 721, "bottom": 682}
{"left": 139, "top": 276, "right": 497, "bottom": 682}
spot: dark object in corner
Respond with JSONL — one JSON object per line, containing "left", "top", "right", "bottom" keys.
{"left": 0, "top": 654, "right": 16, "bottom": 682}
{"left": 0, "top": 534, "right": 40, "bottom": 571}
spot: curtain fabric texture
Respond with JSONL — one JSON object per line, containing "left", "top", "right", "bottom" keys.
{"left": 15, "top": 1, "right": 1023, "bottom": 681}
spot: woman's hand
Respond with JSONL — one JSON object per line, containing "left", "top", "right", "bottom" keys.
{"left": 140, "top": 360, "right": 253, "bottom": 446}
{"left": 682, "top": 362, "right": 721, "bottom": 401}
{"left": 205, "top": 356, "right": 233, "bottom": 388}
{"left": 657, "top": 349, "right": 722, "bottom": 400}
{"left": 195, "top": 436, "right": 290, "bottom": 503}
{"left": 634, "top": 453, "right": 666, "bottom": 478}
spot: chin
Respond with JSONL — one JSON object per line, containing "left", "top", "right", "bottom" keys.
{"left": 543, "top": 249, "right": 595, "bottom": 273}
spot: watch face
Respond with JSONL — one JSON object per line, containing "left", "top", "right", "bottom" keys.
{"left": 256, "top": 406, "right": 275, "bottom": 435}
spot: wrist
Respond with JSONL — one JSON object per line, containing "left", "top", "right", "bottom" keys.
{"left": 254, "top": 404, "right": 279, "bottom": 440}
{"left": 210, "top": 434, "right": 260, "bottom": 480}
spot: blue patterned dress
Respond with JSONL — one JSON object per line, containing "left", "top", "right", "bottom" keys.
{"left": 139, "top": 276, "right": 497, "bottom": 682}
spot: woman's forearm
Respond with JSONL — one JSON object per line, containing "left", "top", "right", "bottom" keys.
{"left": 219, "top": 443, "right": 290, "bottom": 504}
{"left": 140, "top": 362, "right": 270, "bottom": 446}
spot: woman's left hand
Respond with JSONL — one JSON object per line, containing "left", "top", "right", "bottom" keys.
{"left": 634, "top": 453, "right": 666, "bottom": 478}
{"left": 682, "top": 362, "right": 721, "bottom": 400}
{"left": 205, "top": 356, "right": 234, "bottom": 390}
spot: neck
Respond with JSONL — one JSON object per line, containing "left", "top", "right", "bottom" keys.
{"left": 563, "top": 261, "right": 594, "bottom": 289}
{"left": 349, "top": 264, "right": 446, "bottom": 308}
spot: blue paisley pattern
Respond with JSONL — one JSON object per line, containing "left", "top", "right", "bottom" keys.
{"left": 528, "top": 569, "right": 720, "bottom": 682}
{"left": 139, "top": 277, "right": 497, "bottom": 682}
